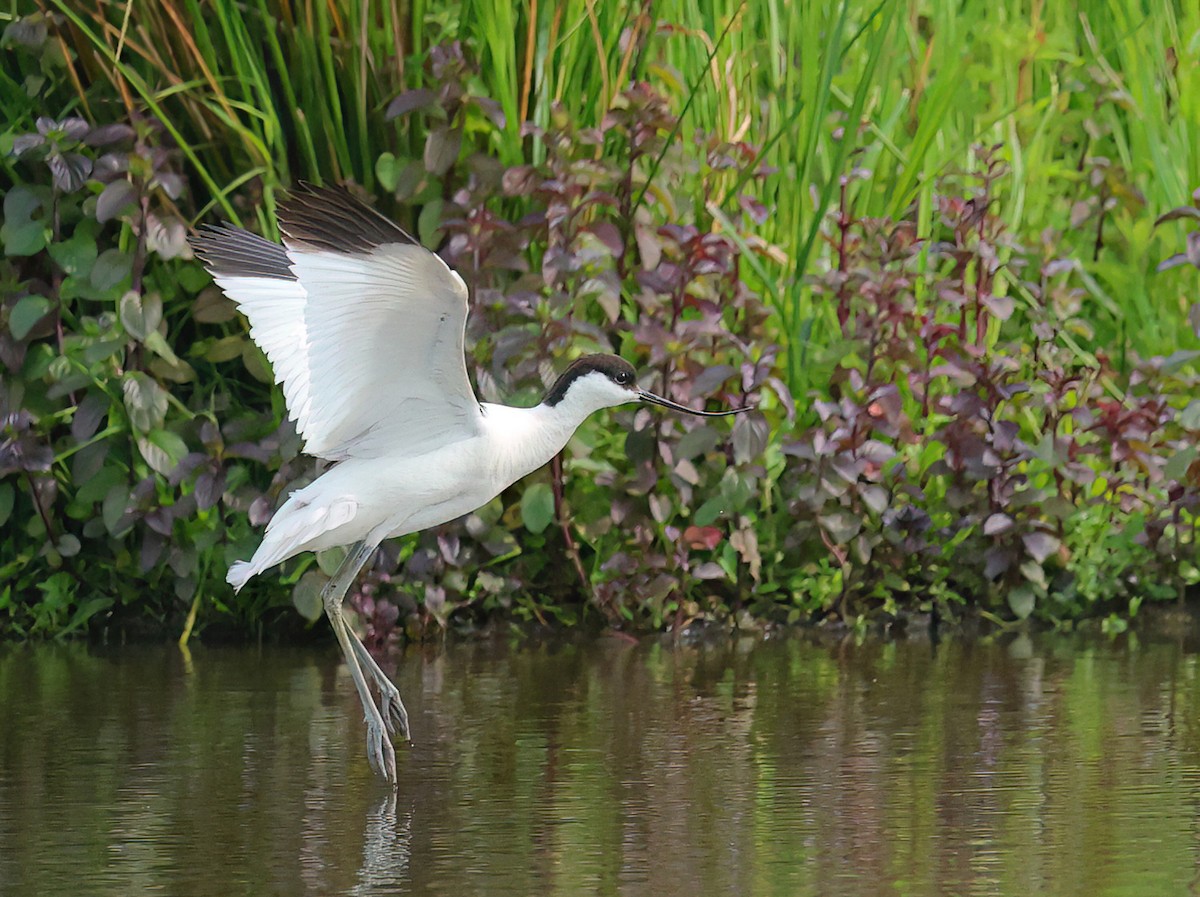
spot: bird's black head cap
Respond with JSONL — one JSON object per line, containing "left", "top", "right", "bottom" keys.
{"left": 543, "top": 354, "right": 636, "bottom": 406}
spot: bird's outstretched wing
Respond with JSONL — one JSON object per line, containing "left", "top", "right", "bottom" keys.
{"left": 191, "top": 184, "right": 481, "bottom": 461}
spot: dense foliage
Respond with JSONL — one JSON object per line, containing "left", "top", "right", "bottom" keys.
{"left": 3, "top": 2, "right": 1200, "bottom": 640}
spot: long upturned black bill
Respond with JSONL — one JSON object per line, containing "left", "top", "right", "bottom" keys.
{"left": 638, "top": 389, "right": 751, "bottom": 417}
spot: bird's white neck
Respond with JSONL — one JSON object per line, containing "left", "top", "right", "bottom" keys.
{"left": 480, "top": 400, "right": 595, "bottom": 487}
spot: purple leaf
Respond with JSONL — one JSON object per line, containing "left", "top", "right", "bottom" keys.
{"left": 4, "top": 17, "right": 47, "bottom": 48}
{"left": 146, "top": 212, "right": 190, "bottom": 259}
{"left": 984, "top": 547, "right": 1012, "bottom": 580}
{"left": 145, "top": 506, "right": 174, "bottom": 536}
{"left": 140, "top": 530, "right": 165, "bottom": 572}
{"left": 193, "top": 469, "right": 224, "bottom": 511}
{"left": 1041, "top": 258, "right": 1075, "bottom": 277}
{"left": 731, "top": 413, "right": 769, "bottom": 463}
{"left": 61, "top": 118, "right": 90, "bottom": 141}
{"left": 167, "top": 452, "right": 208, "bottom": 486}
{"left": 469, "top": 96, "right": 506, "bottom": 129}
{"left": 691, "top": 561, "right": 727, "bottom": 580}
{"left": 96, "top": 180, "right": 137, "bottom": 223}
{"left": 153, "top": 171, "right": 185, "bottom": 200}
{"left": 585, "top": 221, "right": 624, "bottom": 258}
{"left": 690, "top": 364, "right": 735, "bottom": 396}
{"left": 819, "top": 510, "right": 861, "bottom": 544}
{"left": 1187, "top": 231, "right": 1200, "bottom": 268}
{"left": 0, "top": 434, "right": 53, "bottom": 475}
{"left": 249, "top": 495, "right": 273, "bottom": 526}
{"left": 1154, "top": 206, "right": 1200, "bottom": 226}
{"left": 861, "top": 485, "right": 889, "bottom": 515}
{"left": 738, "top": 193, "right": 769, "bottom": 225}
{"left": 980, "top": 293, "right": 1014, "bottom": 320}
{"left": 71, "top": 392, "right": 109, "bottom": 442}
{"left": 1158, "top": 252, "right": 1190, "bottom": 272}
{"left": 766, "top": 376, "right": 796, "bottom": 420}
{"left": 502, "top": 166, "right": 539, "bottom": 196}
{"left": 11, "top": 133, "right": 44, "bottom": 155}
{"left": 386, "top": 88, "right": 438, "bottom": 119}
{"left": 983, "top": 512, "right": 1014, "bottom": 536}
{"left": 424, "top": 125, "right": 462, "bottom": 176}
{"left": 84, "top": 123, "right": 135, "bottom": 146}
{"left": 47, "top": 152, "right": 92, "bottom": 192}
{"left": 1022, "top": 532, "right": 1060, "bottom": 564}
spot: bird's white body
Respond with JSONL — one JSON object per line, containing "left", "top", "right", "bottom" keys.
{"left": 229, "top": 399, "right": 598, "bottom": 588}
{"left": 192, "top": 183, "right": 743, "bottom": 783}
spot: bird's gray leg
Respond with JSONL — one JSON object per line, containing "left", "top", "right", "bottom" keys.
{"left": 346, "top": 634, "right": 410, "bottom": 740}
{"left": 324, "top": 541, "right": 397, "bottom": 784}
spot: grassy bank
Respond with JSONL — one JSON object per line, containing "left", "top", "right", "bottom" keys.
{"left": 2, "top": 0, "right": 1200, "bottom": 640}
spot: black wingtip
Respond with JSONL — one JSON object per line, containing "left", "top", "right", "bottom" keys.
{"left": 277, "top": 182, "right": 419, "bottom": 254}
{"left": 189, "top": 224, "right": 295, "bottom": 280}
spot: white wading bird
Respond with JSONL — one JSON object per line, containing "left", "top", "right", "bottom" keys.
{"left": 191, "top": 183, "right": 747, "bottom": 784}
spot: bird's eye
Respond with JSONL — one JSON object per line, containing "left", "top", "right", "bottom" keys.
{"left": 616, "top": 371, "right": 631, "bottom": 384}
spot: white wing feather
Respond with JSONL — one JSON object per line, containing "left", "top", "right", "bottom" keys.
{"left": 206, "top": 274, "right": 317, "bottom": 429}
{"left": 284, "top": 244, "right": 480, "bottom": 459}
{"left": 193, "top": 192, "right": 481, "bottom": 462}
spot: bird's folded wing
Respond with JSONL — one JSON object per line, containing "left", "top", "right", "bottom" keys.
{"left": 192, "top": 185, "right": 481, "bottom": 460}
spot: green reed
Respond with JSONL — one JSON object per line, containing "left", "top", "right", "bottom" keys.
{"left": 51, "top": 0, "right": 1200, "bottom": 393}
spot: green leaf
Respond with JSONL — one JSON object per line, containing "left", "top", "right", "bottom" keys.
{"left": 176, "top": 263, "right": 210, "bottom": 293}
{"left": 1, "top": 185, "right": 46, "bottom": 256}
{"left": 60, "top": 596, "right": 112, "bottom": 636}
{"left": 9, "top": 295, "right": 52, "bottom": 339}
{"left": 82, "top": 338, "right": 123, "bottom": 364}
{"left": 1019, "top": 560, "right": 1048, "bottom": 591}
{"left": 0, "top": 483, "right": 13, "bottom": 528}
{"left": 76, "top": 465, "right": 126, "bottom": 506}
{"left": 91, "top": 249, "right": 132, "bottom": 292}
{"left": 143, "top": 329, "right": 181, "bottom": 364}
{"left": 147, "top": 352, "right": 196, "bottom": 384}
{"left": 693, "top": 495, "right": 727, "bottom": 527}
{"left": 119, "top": 290, "right": 162, "bottom": 340}
{"left": 418, "top": 198, "right": 443, "bottom": 247}
{"left": 203, "top": 335, "right": 247, "bottom": 363}
{"left": 291, "top": 570, "right": 326, "bottom": 621}
{"left": 1007, "top": 584, "right": 1037, "bottom": 620}
{"left": 136, "top": 428, "right": 188, "bottom": 475}
{"left": 2, "top": 221, "right": 46, "bottom": 256}
{"left": 48, "top": 232, "right": 98, "bottom": 277}
{"left": 1166, "top": 445, "right": 1199, "bottom": 482}
{"left": 102, "top": 484, "right": 131, "bottom": 536}
{"left": 193, "top": 287, "right": 236, "bottom": 323}
{"left": 375, "top": 151, "right": 400, "bottom": 191}
{"left": 122, "top": 371, "right": 168, "bottom": 432}
{"left": 1180, "top": 401, "right": 1200, "bottom": 432}
{"left": 316, "top": 546, "right": 347, "bottom": 576}
{"left": 521, "top": 482, "right": 555, "bottom": 534}
{"left": 241, "top": 342, "right": 274, "bottom": 383}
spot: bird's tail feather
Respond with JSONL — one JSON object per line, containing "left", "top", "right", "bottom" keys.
{"left": 225, "top": 496, "right": 359, "bottom": 592}
{"left": 227, "top": 560, "right": 256, "bottom": 592}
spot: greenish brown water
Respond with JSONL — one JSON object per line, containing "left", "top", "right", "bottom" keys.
{"left": 3, "top": 631, "right": 1200, "bottom": 896}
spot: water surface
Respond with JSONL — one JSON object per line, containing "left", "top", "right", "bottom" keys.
{"left": 2, "top": 630, "right": 1200, "bottom": 896}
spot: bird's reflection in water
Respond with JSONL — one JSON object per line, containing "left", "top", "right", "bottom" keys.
{"left": 349, "top": 791, "right": 413, "bottom": 896}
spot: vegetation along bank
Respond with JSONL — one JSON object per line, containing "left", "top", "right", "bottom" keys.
{"left": 2, "top": 2, "right": 1200, "bottom": 640}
